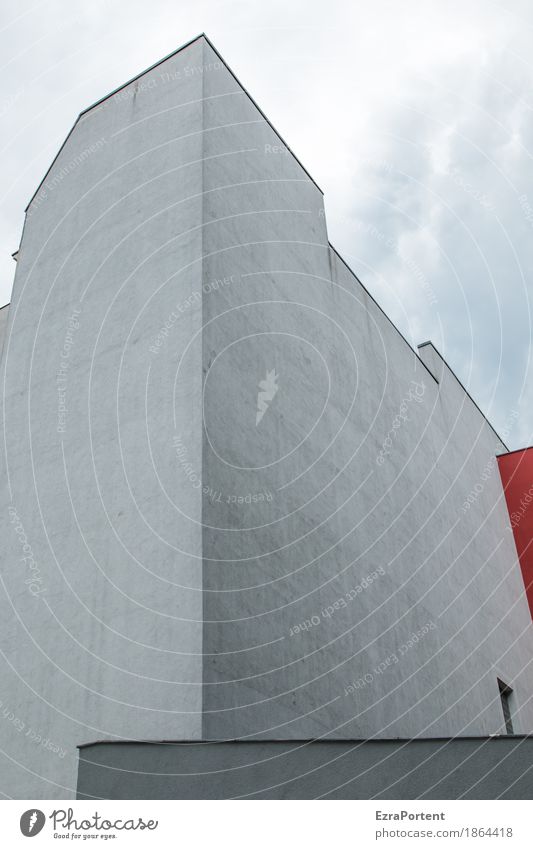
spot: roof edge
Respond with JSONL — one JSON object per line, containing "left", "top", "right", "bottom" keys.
{"left": 496, "top": 444, "right": 533, "bottom": 458}
{"left": 78, "top": 33, "right": 207, "bottom": 118}
{"left": 328, "top": 243, "right": 439, "bottom": 387}
{"left": 24, "top": 117, "right": 79, "bottom": 212}
{"left": 200, "top": 34, "right": 322, "bottom": 193}
{"left": 417, "top": 340, "right": 509, "bottom": 451}
{"left": 24, "top": 32, "right": 322, "bottom": 213}
{"left": 77, "top": 734, "right": 533, "bottom": 748}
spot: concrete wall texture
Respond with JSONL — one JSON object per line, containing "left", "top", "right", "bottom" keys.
{"left": 0, "top": 34, "right": 532, "bottom": 799}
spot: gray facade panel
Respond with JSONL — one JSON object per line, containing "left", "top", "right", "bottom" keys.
{"left": 77, "top": 738, "right": 533, "bottom": 799}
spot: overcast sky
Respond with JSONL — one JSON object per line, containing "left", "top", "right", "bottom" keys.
{"left": 1, "top": 0, "right": 532, "bottom": 448}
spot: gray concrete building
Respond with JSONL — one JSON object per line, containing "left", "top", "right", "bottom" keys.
{"left": 1, "top": 34, "right": 532, "bottom": 799}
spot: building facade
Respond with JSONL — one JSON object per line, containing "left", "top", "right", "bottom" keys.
{"left": 0, "top": 35, "right": 532, "bottom": 799}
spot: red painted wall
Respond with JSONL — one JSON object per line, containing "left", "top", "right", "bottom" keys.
{"left": 498, "top": 447, "right": 533, "bottom": 619}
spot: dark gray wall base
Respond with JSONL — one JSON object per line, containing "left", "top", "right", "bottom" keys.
{"left": 77, "top": 737, "right": 533, "bottom": 800}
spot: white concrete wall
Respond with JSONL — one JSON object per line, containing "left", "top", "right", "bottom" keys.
{"left": 0, "top": 35, "right": 531, "bottom": 799}
{"left": 196, "top": 39, "right": 533, "bottom": 741}
{"left": 0, "top": 38, "right": 208, "bottom": 798}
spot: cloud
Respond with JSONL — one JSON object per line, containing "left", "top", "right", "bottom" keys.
{"left": 326, "top": 29, "right": 533, "bottom": 448}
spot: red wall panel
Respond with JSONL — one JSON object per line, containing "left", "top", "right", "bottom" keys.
{"left": 498, "top": 447, "right": 533, "bottom": 619}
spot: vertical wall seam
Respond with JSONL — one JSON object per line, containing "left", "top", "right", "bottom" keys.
{"left": 200, "top": 36, "right": 206, "bottom": 741}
